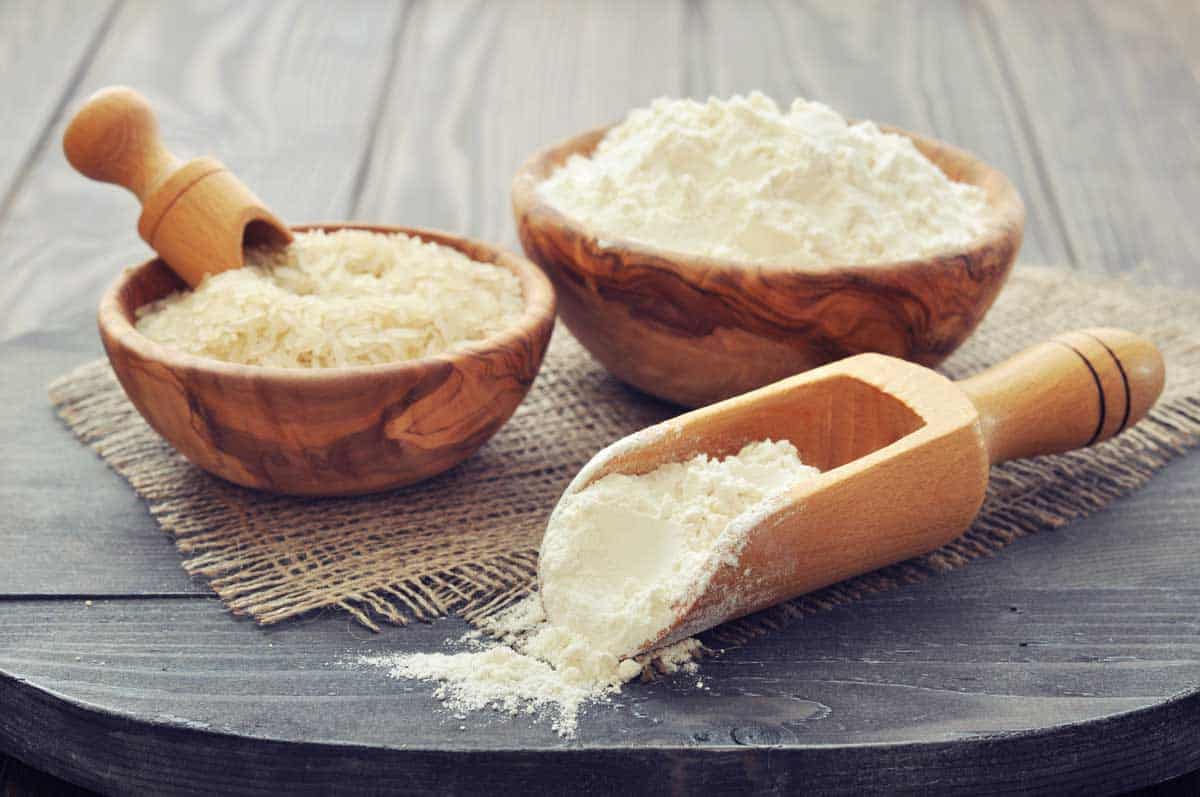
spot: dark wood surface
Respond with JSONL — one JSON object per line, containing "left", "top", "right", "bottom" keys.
{"left": 2, "top": 0, "right": 1199, "bottom": 794}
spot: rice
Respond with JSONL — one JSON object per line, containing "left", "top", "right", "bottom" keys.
{"left": 135, "top": 229, "right": 525, "bottom": 369}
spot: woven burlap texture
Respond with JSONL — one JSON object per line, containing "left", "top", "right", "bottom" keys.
{"left": 48, "top": 266, "right": 1200, "bottom": 644}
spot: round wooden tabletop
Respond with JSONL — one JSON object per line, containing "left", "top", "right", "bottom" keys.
{"left": 5, "top": 2, "right": 1200, "bottom": 791}
{"left": 2, "top": 325, "right": 1199, "bottom": 795}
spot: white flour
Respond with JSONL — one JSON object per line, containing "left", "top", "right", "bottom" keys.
{"left": 539, "top": 92, "right": 989, "bottom": 266}
{"left": 539, "top": 439, "right": 819, "bottom": 657}
{"left": 360, "top": 440, "right": 818, "bottom": 736}
{"left": 361, "top": 597, "right": 678, "bottom": 737}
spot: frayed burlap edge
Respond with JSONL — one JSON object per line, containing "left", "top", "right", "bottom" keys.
{"left": 48, "top": 266, "right": 1200, "bottom": 648}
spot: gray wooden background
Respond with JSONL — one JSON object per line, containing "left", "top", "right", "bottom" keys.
{"left": 3, "top": 0, "right": 1199, "bottom": 344}
{"left": 2, "top": 0, "right": 1198, "bottom": 794}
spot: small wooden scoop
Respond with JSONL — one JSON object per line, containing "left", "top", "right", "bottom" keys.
{"left": 552, "top": 328, "right": 1165, "bottom": 653}
{"left": 63, "top": 86, "right": 291, "bottom": 287}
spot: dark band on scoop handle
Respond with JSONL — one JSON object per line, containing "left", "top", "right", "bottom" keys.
{"left": 1053, "top": 340, "right": 1107, "bottom": 446}
{"left": 959, "top": 327, "right": 1164, "bottom": 465}
{"left": 1083, "top": 331, "right": 1133, "bottom": 436}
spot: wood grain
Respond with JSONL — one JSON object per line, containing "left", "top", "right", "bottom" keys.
{"left": 354, "top": 0, "right": 688, "bottom": 243}
{"left": 557, "top": 328, "right": 1161, "bottom": 651}
{"left": 977, "top": 0, "right": 1200, "bottom": 279}
{"left": 62, "top": 86, "right": 293, "bottom": 288}
{"left": 100, "top": 224, "right": 555, "bottom": 496}
{"left": 693, "top": 0, "right": 1072, "bottom": 267}
{"left": 513, "top": 125, "right": 1024, "bottom": 407}
{"left": 0, "top": 753, "right": 97, "bottom": 797}
{"left": 0, "top": 578, "right": 1197, "bottom": 795}
{"left": 0, "top": 0, "right": 117, "bottom": 212}
{"left": 0, "top": 323, "right": 207, "bottom": 596}
{"left": 2, "top": 0, "right": 1200, "bottom": 793}
{"left": 0, "top": 0, "right": 408, "bottom": 342}
{"left": 4, "top": 305, "right": 1195, "bottom": 792}
{"left": 961, "top": 328, "right": 1165, "bottom": 464}
{"left": 0, "top": 0, "right": 410, "bottom": 587}
{"left": 560, "top": 349, "right": 988, "bottom": 651}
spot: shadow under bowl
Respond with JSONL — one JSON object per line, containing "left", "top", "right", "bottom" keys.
{"left": 98, "top": 223, "right": 557, "bottom": 496}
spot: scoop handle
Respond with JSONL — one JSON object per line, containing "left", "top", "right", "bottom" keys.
{"left": 959, "top": 328, "right": 1165, "bottom": 465}
{"left": 62, "top": 85, "right": 292, "bottom": 288}
{"left": 62, "top": 86, "right": 181, "bottom": 202}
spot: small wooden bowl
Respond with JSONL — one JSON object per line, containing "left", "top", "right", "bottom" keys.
{"left": 512, "top": 125, "right": 1025, "bottom": 407}
{"left": 98, "top": 224, "right": 556, "bottom": 497}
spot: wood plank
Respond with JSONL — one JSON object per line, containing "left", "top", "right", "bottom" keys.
{"left": 0, "top": 323, "right": 207, "bottom": 596}
{"left": 1, "top": 754, "right": 1177, "bottom": 797}
{"left": 1157, "top": 0, "right": 1200, "bottom": 65}
{"left": 0, "top": 752, "right": 97, "bottom": 797}
{"left": 0, "top": 0, "right": 407, "bottom": 342}
{"left": 0, "top": 0, "right": 407, "bottom": 593}
{"left": 354, "top": 0, "right": 688, "bottom": 244}
{"left": 0, "top": 564, "right": 1198, "bottom": 793}
{"left": 977, "top": 0, "right": 1200, "bottom": 278}
{"left": 0, "top": 0, "right": 118, "bottom": 214}
{"left": 3, "top": 0, "right": 1200, "bottom": 792}
{"left": 693, "top": 0, "right": 1070, "bottom": 267}
{"left": 953, "top": 452, "right": 1200, "bottom": 591}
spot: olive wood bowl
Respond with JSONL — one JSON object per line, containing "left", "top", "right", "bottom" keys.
{"left": 512, "top": 125, "right": 1025, "bottom": 407}
{"left": 98, "top": 224, "right": 556, "bottom": 497}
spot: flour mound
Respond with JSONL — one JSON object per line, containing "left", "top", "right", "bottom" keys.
{"left": 539, "top": 439, "right": 819, "bottom": 657}
{"left": 136, "top": 229, "right": 524, "bottom": 368}
{"left": 360, "top": 596, "right": 645, "bottom": 737}
{"left": 361, "top": 644, "right": 596, "bottom": 736}
{"left": 540, "top": 92, "right": 989, "bottom": 266}
{"left": 360, "top": 439, "right": 818, "bottom": 737}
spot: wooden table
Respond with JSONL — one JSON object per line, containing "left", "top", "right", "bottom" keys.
{"left": 2, "top": 1, "right": 1199, "bottom": 794}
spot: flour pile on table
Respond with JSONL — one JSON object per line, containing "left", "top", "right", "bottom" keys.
{"left": 540, "top": 92, "right": 989, "bottom": 266}
{"left": 361, "top": 598, "right": 700, "bottom": 737}
{"left": 539, "top": 439, "right": 820, "bottom": 659}
{"left": 360, "top": 440, "right": 820, "bottom": 736}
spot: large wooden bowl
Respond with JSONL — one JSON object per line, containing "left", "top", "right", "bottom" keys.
{"left": 98, "top": 224, "right": 556, "bottom": 496}
{"left": 512, "top": 126, "right": 1024, "bottom": 407}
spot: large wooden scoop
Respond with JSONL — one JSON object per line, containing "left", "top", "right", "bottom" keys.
{"left": 551, "top": 328, "right": 1165, "bottom": 653}
{"left": 63, "top": 86, "right": 291, "bottom": 288}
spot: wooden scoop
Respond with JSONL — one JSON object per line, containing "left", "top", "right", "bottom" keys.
{"left": 63, "top": 86, "right": 291, "bottom": 287}
{"left": 552, "top": 328, "right": 1165, "bottom": 653}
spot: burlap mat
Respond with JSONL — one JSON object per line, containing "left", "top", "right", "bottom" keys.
{"left": 48, "top": 266, "right": 1200, "bottom": 645}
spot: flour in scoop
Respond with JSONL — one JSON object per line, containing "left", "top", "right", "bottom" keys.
{"left": 539, "top": 92, "right": 989, "bottom": 266}
{"left": 539, "top": 439, "right": 820, "bottom": 657}
{"left": 360, "top": 440, "right": 819, "bottom": 736}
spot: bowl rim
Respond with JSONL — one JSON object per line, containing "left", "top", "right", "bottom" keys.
{"left": 98, "top": 222, "right": 557, "bottom": 384}
{"left": 511, "top": 123, "right": 1026, "bottom": 282}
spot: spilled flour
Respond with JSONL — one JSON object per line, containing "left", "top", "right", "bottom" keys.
{"left": 360, "top": 440, "right": 820, "bottom": 736}
{"left": 361, "top": 597, "right": 700, "bottom": 736}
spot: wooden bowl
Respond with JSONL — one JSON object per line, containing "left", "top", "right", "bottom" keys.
{"left": 512, "top": 125, "right": 1025, "bottom": 407}
{"left": 97, "top": 224, "right": 556, "bottom": 497}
